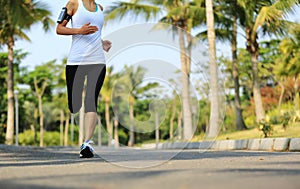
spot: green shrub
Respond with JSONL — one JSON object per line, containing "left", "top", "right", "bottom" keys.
{"left": 244, "top": 114, "right": 256, "bottom": 129}
{"left": 18, "top": 130, "right": 60, "bottom": 146}
{"left": 18, "top": 130, "right": 37, "bottom": 145}
{"left": 258, "top": 118, "right": 273, "bottom": 138}
{"left": 118, "top": 129, "right": 129, "bottom": 145}
{"left": 281, "top": 112, "right": 291, "bottom": 130}
{"left": 43, "top": 132, "right": 60, "bottom": 146}
{"left": 269, "top": 115, "right": 281, "bottom": 125}
{"left": 223, "top": 107, "right": 236, "bottom": 132}
{"left": 0, "top": 127, "right": 5, "bottom": 144}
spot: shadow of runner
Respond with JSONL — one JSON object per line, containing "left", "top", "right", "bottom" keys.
{"left": 0, "top": 144, "right": 105, "bottom": 167}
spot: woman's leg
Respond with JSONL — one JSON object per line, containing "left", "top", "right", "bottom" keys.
{"left": 84, "top": 64, "right": 106, "bottom": 142}
{"left": 84, "top": 112, "right": 98, "bottom": 141}
{"left": 65, "top": 65, "right": 85, "bottom": 114}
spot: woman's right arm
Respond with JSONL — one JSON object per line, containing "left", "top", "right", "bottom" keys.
{"left": 56, "top": 0, "right": 98, "bottom": 35}
{"left": 56, "top": 0, "right": 78, "bottom": 35}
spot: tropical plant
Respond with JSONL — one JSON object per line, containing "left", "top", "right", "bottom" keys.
{"left": 0, "top": 51, "right": 28, "bottom": 143}
{"left": 22, "top": 60, "right": 55, "bottom": 147}
{"left": 114, "top": 65, "right": 158, "bottom": 146}
{"left": 100, "top": 66, "right": 117, "bottom": 146}
{"left": 237, "top": 0, "right": 300, "bottom": 122}
{"left": 105, "top": 0, "right": 208, "bottom": 140}
{"left": 213, "top": 0, "right": 248, "bottom": 130}
{"left": 205, "top": 0, "right": 220, "bottom": 138}
{"left": 0, "top": 0, "right": 53, "bottom": 144}
{"left": 276, "top": 24, "right": 300, "bottom": 111}
{"left": 51, "top": 58, "right": 70, "bottom": 146}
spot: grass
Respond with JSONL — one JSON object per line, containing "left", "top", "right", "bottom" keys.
{"left": 215, "top": 122, "right": 300, "bottom": 141}
{"left": 191, "top": 122, "right": 300, "bottom": 142}
{"left": 137, "top": 122, "right": 300, "bottom": 146}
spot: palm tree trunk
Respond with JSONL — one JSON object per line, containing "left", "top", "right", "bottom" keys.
{"left": 155, "top": 111, "right": 159, "bottom": 149}
{"left": 38, "top": 95, "right": 44, "bottom": 147}
{"left": 113, "top": 116, "right": 119, "bottom": 148}
{"left": 169, "top": 101, "right": 176, "bottom": 140}
{"left": 206, "top": 0, "right": 220, "bottom": 138}
{"left": 251, "top": 53, "right": 265, "bottom": 122}
{"left": 232, "top": 14, "right": 246, "bottom": 130}
{"left": 178, "top": 28, "right": 193, "bottom": 140}
{"left": 177, "top": 111, "right": 182, "bottom": 140}
{"left": 60, "top": 110, "right": 64, "bottom": 146}
{"left": 294, "top": 75, "right": 299, "bottom": 111}
{"left": 5, "top": 35, "right": 15, "bottom": 145}
{"left": 186, "top": 32, "right": 192, "bottom": 77}
{"left": 128, "top": 102, "right": 135, "bottom": 147}
{"left": 34, "top": 77, "right": 47, "bottom": 147}
{"left": 64, "top": 112, "right": 70, "bottom": 146}
{"left": 246, "top": 29, "right": 265, "bottom": 122}
{"left": 277, "top": 81, "right": 285, "bottom": 116}
{"left": 251, "top": 51, "right": 265, "bottom": 122}
{"left": 34, "top": 108, "right": 38, "bottom": 144}
{"left": 105, "top": 100, "right": 113, "bottom": 146}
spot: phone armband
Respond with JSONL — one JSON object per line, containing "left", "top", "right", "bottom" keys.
{"left": 57, "top": 7, "right": 72, "bottom": 23}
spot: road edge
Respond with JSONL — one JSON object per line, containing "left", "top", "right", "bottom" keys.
{"left": 141, "top": 138, "right": 300, "bottom": 152}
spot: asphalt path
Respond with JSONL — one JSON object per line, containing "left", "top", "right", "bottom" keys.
{"left": 1, "top": 145, "right": 300, "bottom": 189}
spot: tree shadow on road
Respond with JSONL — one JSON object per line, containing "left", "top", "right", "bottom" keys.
{"left": 1, "top": 144, "right": 300, "bottom": 168}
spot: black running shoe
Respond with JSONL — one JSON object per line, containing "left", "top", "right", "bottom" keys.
{"left": 79, "top": 141, "right": 94, "bottom": 158}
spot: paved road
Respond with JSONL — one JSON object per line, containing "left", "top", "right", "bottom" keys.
{"left": 0, "top": 144, "right": 300, "bottom": 189}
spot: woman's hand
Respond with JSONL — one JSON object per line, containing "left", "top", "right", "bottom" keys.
{"left": 79, "top": 22, "right": 98, "bottom": 35}
{"left": 102, "top": 40, "right": 112, "bottom": 52}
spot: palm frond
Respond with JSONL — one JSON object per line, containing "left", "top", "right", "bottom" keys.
{"left": 254, "top": 0, "right": 299, "bottom": 39}
{"left": 273, "top": 0, "right": 300, "bottom": 14}
{"left": 0, "top": 0, "right": 53, "bottom": 46}
{"left": 276, "top": 23, "right": 300, "bottom": 77}
{"left": 253, "top": 5, "right": 282, "bottom": 35}
{"left": 105, "top": 1, "right": 161, "bottom": 24}
{"left": 195, "top": 28, "right": 232, "bottom": 42}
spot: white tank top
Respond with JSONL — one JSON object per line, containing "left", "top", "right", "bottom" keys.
{"left": 67, "top": 0, "right": 105, "bottom": 65}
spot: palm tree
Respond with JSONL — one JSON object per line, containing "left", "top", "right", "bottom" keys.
{"left": 125, "top": 66, "right": 146, "bottom": 147}
{"left": 105, "top": 0, "right": 206, "bottom": 140}
{"left": 23, "top": 60, "right": 54, "bottom": 147}
{"left": 0, "top": 0, "right": 53, "bottom": 145}
{"left": 237, "top": 0, "right": 299, "bottom": 122}
{"left": 0, "top": 51, "right": 27, "bottom": 143}
{"left": 52, "top": 58, "right": 70, "bottom": 146}
{"left": 230, "top": 0, "right": 247, "bottom": 130}
{"left": 34, "top": 76, "right": 48, "bottom": 147}
{"left": 205, "top": 0, "right": 220, "bottom": 138}
{"left": 215, "top": 0, "right": 247, "bottom": 130}
{"left": 276, "top": 24, "right": 300, "bottom": 111}
{"left": 100, "top": 67, "right": 115, "bottom": 146}
{"left": 195, "top": 0, "right": 247, "bottom": 131}
{"left": 159, "top": 0, "right": 207, "bottom": 139}
{"left": 115, "top": 65, "right": 157, "bottom": 146}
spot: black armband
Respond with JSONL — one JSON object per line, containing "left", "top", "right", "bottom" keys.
{"left": 57, "top": 7, "right": 72, "bottom": 23}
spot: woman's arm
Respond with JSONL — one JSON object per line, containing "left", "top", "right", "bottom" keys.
{"left": 57, "top": 20, "right": 98, "bottom": 35}
{"left": 102, "top": 40, "right": 112, "bottom": 52}
{"left": 56, "top": 0, "right": 98, "bottom": 35}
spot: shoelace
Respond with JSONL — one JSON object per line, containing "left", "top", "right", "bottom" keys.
{"left": 81, "top": 140, "right": 95, "bottom": 152}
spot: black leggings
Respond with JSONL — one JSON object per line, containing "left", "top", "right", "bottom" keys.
{"left": 66, "top": 64, "right": 106, "bottom": 113}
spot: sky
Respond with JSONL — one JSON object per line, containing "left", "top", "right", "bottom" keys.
{"left": 3, "top": 0, "right": 300, "bottom": 71}
{"left": 14, "top": 0, "right": 132, "bottom": 70}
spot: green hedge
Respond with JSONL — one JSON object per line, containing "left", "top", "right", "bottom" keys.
{"left": 18, "top": 130, "right": 60, "bottom": 146}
